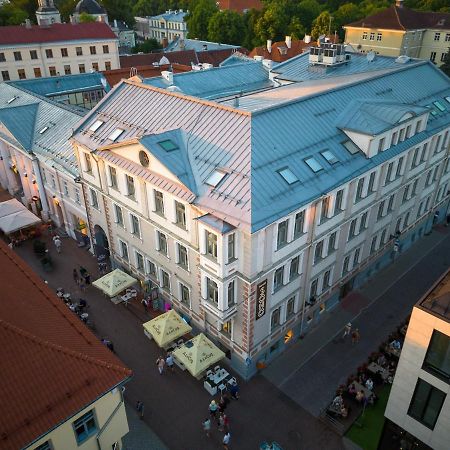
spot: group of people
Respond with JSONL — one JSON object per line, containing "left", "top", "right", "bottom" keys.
{"left": 342, "top": 322, "right": 360, "bottom": 345}
{"left": 72, "top": 266, "right": 91, "bottom": 291}
{"left": 155, "top": 353, "right": 174, "bottom": 374}
{"left": 204, "top": 393, "right": 233, "bottom": 448}
{"left": 56, "top": 287, "right": 89, "bottom": 322}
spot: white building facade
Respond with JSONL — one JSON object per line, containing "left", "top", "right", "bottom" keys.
{"left": 135, "top": 10, "right": 187, "bottom": 44}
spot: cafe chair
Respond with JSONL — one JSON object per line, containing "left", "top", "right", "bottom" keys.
{"left": 227, "top": 377, "right": 237, "bottom": 386}
{"left": 214, "top": 365, "right": 221, "bottom": 372}
{"left": 177, "top": 339, "right": 184, "bottom": 346}
{"left": 206, "top": 369, "right": 213, "bottom": 377}
{"left": 218, "top": 383, "right": 227, "bottom": 394}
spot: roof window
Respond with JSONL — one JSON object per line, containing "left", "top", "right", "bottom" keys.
{"left": 89, "top": 120, "right": 104, "bottom": 132}
{"left": 278, "top": 168, "right": 299, "bottom": 185}
{"left": 433, "top": 101, "right": 446, "bottom": 112}
{"left": 426, "top": 105, "right": 438, "bottom": 116}
{"left": 158, "top": 139, "right": 178, "bottom": 151}
{"left": 7, "top": 96, "right": 18, "bottom": 104}
{"left": 445, "top": 96, "right": 450, "bottom": 104}
{"left": 304, "top": 157, "right": 324, "bottom": 173}
{"left": 321, "top": 150, "right": 339, "bottom": 164}
{"left": 39, "top": 126, "right": 49, "bottom": 134}
{"left": 108, "top": 128, "right": 124, "bottom": 142}
{"left": 342, "top": 140, "right": 360, "bottom": 154}
{"left": 206, "top": 170, "right": 227, "bottom": 187}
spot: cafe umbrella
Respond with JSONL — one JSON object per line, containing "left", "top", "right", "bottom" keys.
{"left": 92, "top": 268, "right": 137, "bottom": 297}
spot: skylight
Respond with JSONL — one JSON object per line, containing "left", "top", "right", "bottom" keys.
{"left": 206, "top": 170, "right": 227, "bottom": 187}
{"left": 7, "top": 96, "right": 18, "bottom": 104}
{"left": 433, "top": 101, "right": 446, "bottom": 112}
{"left": 39, "top": 126, "right": 49, "bottom": 134}
{"left": 304, "top": 157, "right": 324, "bottom": 173}
{"left": 278, "top": 168, "right": 298, "bottom": 185}
{"left": 89, "top": 120, "right": 104, "bottom": 132}
{"left": 158, "top": 139, "right": 178, "bottom": 151}
{"left": 321, "top": 150, "right": 339, "bottom": 164}
{"left": 108, "top": 128, "right": 124, "bottom": 142}
{"left": 445, "top": 96, "right": 450, "bottom": 104}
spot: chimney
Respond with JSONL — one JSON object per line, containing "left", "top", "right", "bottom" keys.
{"left": 304, "top": 35, "right": 311, "bottom": 44}
{"left": 25, "top": 19, "right": 31, "bottom": 29}
{"left": 253, "top": 55, "right": 264, "bottom": 61}
{"left": 161, "top": 70, "right": 174, "bottom": 85}
{"left": 395, "top": 0, "right": 403, "bottom": 7}
{"left": 285, "top": 36, "right": 292, "bottom": 49}
{"left": 262, "top": 59, "right": 273, "bottom": 70}
{"left": 114, "top": 19, "right": 118, "bottom": 28}
{"left": 267, "top": 39, "right": 272, "bottom": 53}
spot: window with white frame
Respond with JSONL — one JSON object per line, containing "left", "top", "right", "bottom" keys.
{"left": 154, "top": 190, "right": 164, "bottom": 215}
{"left": 130, "top": 213, "right": 140, "bottom": 237}
{"left": 399, "top": 128, "right": 405, "bottom": 142}
{"left": 227, "top": 280, "right": 235, "bottom": 307}
{"left": 323, "top": 269, "right": 331, "bottom": 289}
{"left": 378, "top": 137, "right": 385, "bottom": 153}
{"left": 420, "top": 143, "right": 428, "bottom": 163}
{"left": 90, "top": 188, "right": 99, "bottom": 208}
{"left": 380, "top": 228, "right": 387, "bottom": 245}
{"left": 180, "top": 282, "right": 190, "bottom": 305}
{"left": 114, "top": 204, "right": 124, "bottom": 226}
{"left": 293, "top": 210, "right": 305, "bottom": 237}
{"left": 277, "top": 219, "right": 289, "bottom": 248}
{"left": 405, "top": 125, "right": 411, "bottom": 139}
{"left": 368, "top": 171, "right": 376, "bottom": 193}
{"left": 353, "top": 247, "right": 361, "bottom": 267}
{"left": 271, "top": 307, "right": 281, "bottom": 331}
{"left": 161, "top": 270, "right": 170, "bottom": 291}
{"left": 370, "top": 235, "right": 378, "bottom": 254}
{"left": 227, "top": 233, "right": 235, "bottom": 262}
{"left": 177, "top": 243, "right": 188, "bottom": 269}
{"left": 135, "top": 251, "right": 144, "bottom": 271}
{"left": 314, "top": 240, "right": 323, "bottom": 264}
{"left": 157, "top": 231, "right": 168, "bottom": 255}
{"left": 273, "top": 266, "right": 284, "bottom": 291}
{"left": 396, "top": 156, "right": 404, "bottom": 178}
{"left": 387, "top": 194, "right": 395, "bottom": 212}
{"left": 328, "top": 231, "right": 337, "bottom": 254}
{"left": 84, "top": 153, "right": 92, "bottom": 173}
{"left": 286, "top": 296, "right": 295, "bottom": 318}
{"left": 126, "top": 175, "right": 135, "bottom": 198}
{"left": 63, "top": 180, "right": 69, "bottom": 196}
{"left": 348, "top": 218, "right": 357, "bottom": 240}
{"left": 206, "top": 277, "right": 218, "bottom": 304}
{"left": 385, "top": 162, "right": 394, "bottom": 185}
{"left": 334, "top": 189, "right": 344, "bottom": 213}
{"left": 391, "top": 131, "right": 398, "bottom": 147}
{"left": 320, "top": 197, "right": 330, "bottom": 223}
{"left": 359, "top": 211, "right": 368, "bottom": 232}
{"left": 175, "top": 201, "right": 186, "bottom": 228}
{"left": 355, "top": 178, "right": 364, "bottom": 202}
{"left": 73, "top": 410, "right": 97, "bottom": 444}
{"left": 377, "top": 200, "right": 385, "bottom": 220}
{"left": 411, "top": 179, "right": 418, "bottom": 196}
{"left": 119, "top": 240, "right": 129, "bottom": 261}
{"left": 289, "top": 255, "right": 300, "bottom": 281}
{"left": 206, "top": 230, "right": 218, "bottom": 259}
{"left": 342, "top": 255, "right": 350, "bottom": 275}
{"left": 109, "top": 166, "right": 117, "bottom": 189}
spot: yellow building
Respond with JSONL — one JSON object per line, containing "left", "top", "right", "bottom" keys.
{"left": 0, "top": 241, "right": 132, "bottom": 450}
{"left": 344, "top": 0, "right": 450, "bottom": 66}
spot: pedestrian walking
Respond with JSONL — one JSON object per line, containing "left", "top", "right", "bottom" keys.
{"left": 79, "top": 278, "right": 86, "bottom": 292}
{"left": 156, "top": 356, "right": 165, "bottom": 374}
{"left": 218, "top": 394, "right": 229, "bottom": 413}
{"left": 223, "top": 431, "right": 231, "bottom": 450}
{"left": 229, "top": 382, "right": 240, "bottom": 400}
{"left": 351, "top": 328, "right": 360, "bottom": 345}
{"left": 73, "top": 268, "right": 79, "bottom": 285}
{"left": 166, "top": 352, "right": 174, "bottom": 373}
{"left": 84, "top": 272, "right": 91, "bottom": 286}
{"left": 209, "top": 400, "right": 219, "bottom": 418}
{"left": 136, "top": 401, "right": 144, "bottom": 419}
{"left": 202, "top": 418, "right": 211, "bottom": 437}
{"left": 141, "top": 297, "right": 149, "bottom": 314}
{"left": 342, "top": 322, "right": 352, "bottom": 340}
{"left": 53, "top": 236, "right": 62, "bottom": 253}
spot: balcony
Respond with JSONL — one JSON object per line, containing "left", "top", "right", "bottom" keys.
{"left": 200, "top": 298, "right": 237, "bottom": 322}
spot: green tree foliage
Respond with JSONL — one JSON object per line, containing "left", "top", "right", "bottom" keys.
{"left": 0, "top": 3, "right": 28, "bottom": 25}
{"left": 440, "top": 48, "right": 450, "bottom": 77}
{"left": 131, "top": 37, "right": 162, "bottom": 53}
{"left": 297, "top": 0, "right": 321, "bottom": 31}
{"left": 333, "top": 3, "right": 364, "bottom": 39}
{"left": 242, "top": 8, "right": 263, "bottom": 48}
{"left": 254, "top": 1, "right": 290, "bottom": 42}
{"left": 311, "top": 10, "right": 332, "bottom": 39}
{"left": 185, "top": 0, "right": 217, "bottom": 40}
{"left": 288, "top": 17, "right": 305, "bottom": 40}
{"left": 56, "top": 0, "right": 77, "bottom": 22}
{"left": 207, "top": 10, "right": 245, "bottom": 45}
{"left": 101, "top": 0, "right": 135, "bottom": 25}
{"left": 79, "top": 12, "right": 96, "bottom": 22}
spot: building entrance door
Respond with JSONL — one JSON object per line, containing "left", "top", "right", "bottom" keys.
{"left": 339, "top": 277, "right": 354, "bottom": 299}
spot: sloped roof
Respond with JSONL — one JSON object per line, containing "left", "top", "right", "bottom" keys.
{"left": 336, "top": 100, "right": 429, "bottom": 135}
{"left": 0, "top": 242, "right": 131, "bottom": 450}
{"left": 75, "top": 0, "right": 106, "bottom": 15}
{"left": 197, "top": 48, "right": 248, "bottom": 67}
{"left": 151, "top": 10, "right": 187, "bottom": 22}
{"left": 0, "top": 103, "right": 39, "bottom": 150}
{"left": 217, "top": 0, "right": 262, "bottom": 12}
{"left": 120, "top": 50, "right": 199, "bottom": 68}
{"left": 220, "top": 52, "right": 254, "bottom": 67}
{"left": 165, "top": 38, "right": 239, "bottom": 53}
{"left": 249, "top": 39, "right": 315, "bottom": 63}
{"left": 346, "top": 5, "right": 450, "bottom": 31}
{"left": 0, "top": 22, "right": 116, "bottom": 46}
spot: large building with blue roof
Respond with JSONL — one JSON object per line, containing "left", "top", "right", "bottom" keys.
{"left": 71, "top": 49, "right": 450, "bottom": 378}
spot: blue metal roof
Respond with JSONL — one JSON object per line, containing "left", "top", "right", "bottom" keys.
{"left": 219, "top": 53, "right": 254, "bottom": 67}
{"left": 144, "top": 61, "right": 273, "bottom": 100}
{"left": 272, "top": 52, "right": 420, "bottom": 82}
{"left": 197, "top": 214, "right": 235, "bottom": 233}
{"left": 8, "top": 72, "right": 109, "bottom": 98}
{"left": 165, "top": 38, "right": 238, "bottom": 53}
{"left": 151, "top": 11, "right": 187, "bottom": 23}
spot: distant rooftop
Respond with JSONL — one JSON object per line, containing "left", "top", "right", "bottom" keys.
{"left": 419, "top": 269, "right": 450, "bottom": 322}
{"left": 165, "top": 37, "right": 239, "bottom": 53}
{"left": 150, "top": 9, "right": 187, "bottom": 22}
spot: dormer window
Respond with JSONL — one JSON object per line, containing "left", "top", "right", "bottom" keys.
{"left": 89, "top": 120, "right": 104, "bottom": 132}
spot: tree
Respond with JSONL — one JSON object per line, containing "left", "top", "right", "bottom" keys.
{"left": 101, "top": 0, "right": 135, "bottom": 25}
{"left": 296, "top": 0, "right": 321, "bottom": 32}
{"left": 132, "top": 0, "right": 160, "bottom": 17}
{"left": 207, "top": 10, "right": 245, "bottom": 45}
{"left": 311, "top": 11, "right": 332, "bottom": 39}
{"left": 79, "top": 12, "right": 96, "bottom": 22}
{"left": 185, "top": 0, "right": 217, "bottom": 40}
{"left": 333, "top": 3, "right": 362, "bottom": 39}
{"left": 288, "top": 17, "right": 306, "bottom": 40}
{"left": 254, "top": 1, "right": 290, "bottom": 42}
{"left": 0, "top": 3, "right": 28, "bottom": 25}
{"left": 440, "top": 47, "right": 450, "bottom": 77}
{"left": 242, "top": 8, "right": 263, "bottom": 49}
{"left": 131, "top": 38, "right": 162, "bottom": 53}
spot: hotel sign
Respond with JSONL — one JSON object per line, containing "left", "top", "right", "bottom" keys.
{"left": 256, "top": 279, "right": 268, "bottom": 320}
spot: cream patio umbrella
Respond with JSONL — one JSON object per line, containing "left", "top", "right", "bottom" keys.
{"left": 172, "top": 333, "right": 225, "bottom": 378}
{"left": 143, "top": 309, "right": 192, "bottom": 348}
{"left": 92, "top": 268, "right": 137, "bottom": 297}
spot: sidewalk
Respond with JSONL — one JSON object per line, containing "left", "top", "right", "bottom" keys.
{"left": 263, "top": 226, "right": 450, "bottom": 417}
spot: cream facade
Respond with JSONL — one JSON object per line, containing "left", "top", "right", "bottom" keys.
{"left": 135, "top": 10, "right": 188, "bottom": 43}
{"left": 384, "top": 271, "right": 450, "bottom": 450}
{"left": 28, "top": 388, "right": 129, "bottom": 450}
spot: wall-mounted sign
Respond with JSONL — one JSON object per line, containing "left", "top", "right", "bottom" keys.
{"left": 255, "top": 279, "right": 268, "bottom": 321}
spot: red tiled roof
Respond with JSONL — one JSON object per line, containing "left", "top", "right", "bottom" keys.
{"left": 0, "top": 22, "right": 117, "bottom": 46}
{"left": 197, "top": 47, "right": 248, "bottom": 66}
{"left": 0, "top": 242, "right": 131, "bottom": 450}
{"left": 218, "top": 0, "right": 262, "bottom": 12}
{"left": 249, "top": 39, "right": 316, "bottom": 63}
{"left": 120, "top": 50, "right": 199, "bottom": 68}
{"left": 346, "top": 6, "right": 450, "bottom": 31}
{"left": 102, "top": 63, "right": 191, "bottom": 87}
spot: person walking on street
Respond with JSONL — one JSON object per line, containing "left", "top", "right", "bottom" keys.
{"left": 166, "top": 352, "right": 174, "bottom": 373}
{"left": 79, "top": 278, "right": 86, "bottom": 292}
{"left": 223, "top": 431, "right": 231, "bottom": 449}
{"left": 73, "top": 268, "right": 79, "bottom": 285}
{"left": 156, "top": 356, "right": 165, "bottom": 375}
{"left": 230, "top": 382, "right": 240, "bottom": 400}
{"left": 352, "top": 328, "right": 360, "bottom": 345}
{"left": 83, "top": 271, "right": 91, "bottom": 286}
{"left": 209, "top": 400, "right": 219, "bottom": 419}
{"left": 141, "top": 297, "right": 148, "bottom": 314}
{"left": 203, "top": 418, "right": 211, "bottom": 437}
{"left": 342, "top": 322, "right": 352, "bottom": 341}
{"left": 53, "top": 236, "right": 62, "bottom": 253}
{"left": 136, "top": 401, "right": 145, "bottom": 419}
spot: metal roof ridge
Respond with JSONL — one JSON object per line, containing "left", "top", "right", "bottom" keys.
{"left": 123, "top": 79, "right": 251, "bottom": 116}
{"left": 250, "top": 60, "right": 429, "bottom": 117}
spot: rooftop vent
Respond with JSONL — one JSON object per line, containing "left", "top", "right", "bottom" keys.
{"left": 7, "top": 96, "right": 18, "bottom": 104}
{"left": 161, "top": 70, "right": 173, "bottom": 85}
{"left": 253, "top": 55, "right": 264, "bottom": 61}
{"left": 309, "top": 43, "right": 347, "bottom": 66}
{"left": 395, "top": 55, "right": 410, "bottom": 64}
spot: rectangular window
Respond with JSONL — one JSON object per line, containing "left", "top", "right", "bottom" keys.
{"left": 378, "top": 138, "right": 385, "bottom": 153}
{"left": 175, "top": 201, "right": 186, "bottom": 228}
{"left": 294, "top": 211, "right": 305, "bottom": 237}
{"left": 84, "top": 153, "right": 92, "bottom": 172}
{"left": 380, "top": 228, "right": 387, "bottom": 245}
{"left": 161, "top": 270, "right": 170, "bottom": 291}
{"left": 90, "top": 46, "right": 97, "bottom": 55}
{"left": 342, "top": 255, "right": 350, "bottom": 275}
{"left": 92, "top": 62, "right": 99, "bottom": 71}
{"left": 105, "top": 61, "right": 111, "bottom": 71}
{"left": 368, "top": 172, "right": 376, "bottom": 193}
{"left": 370, "top": 235, "right": 378, "bottom": 254}
{"left": 154, "top": 190, "right": 164, "bottom": 215}
{"left": 271, "top": 307, "right": 281, "bottom": 331}
{"left": 408, "top": 379, "right": 446, "bottom": 429}
{"left": 320, "top": 197, "right": 330, "bottom": 223}
{"left": 126, "top": 175, "right": 135, "bottom": 198}
{"left": 0, "top": 52, "right": 5, "bottom": 62}
{"left": 14, "top": 51, "right": 22, "bottom": 61}
{"left": 328, "top": 231, "right": 337, "bottom": 254}
{"left": 146, "top": 259, "right": 157, "bottom": 277}
{"left": 33, "top": 67, "right": 42, "bottom": 77}
{"left": 64, "top": 65, "right": 71, "bottom": 75}
{"left": 289, "top": 255, "right": 300, "bottom": 281}
{"left": 75, "top": 188, "right": 81, "bottom": 204}
{"left": 405, "top": 125, "right": 411, "bottom": 138}
{"left": 103, "top": 45, "right": 109, "bottom": 54}
{"left": 377, "top": 200, "right": 385, "bottom": 220}
{"left": 385, "top": 162, "right": 394, "bottom": 185}
{"left": 273, "top": 267, "right": 284, "bottom": 291}
{"left": 310, "top": 278, "right": 318, "bottom": 298}
{"left": 61, "top": 48, "right": 68, "bottom": 57}
{"left": 387, "top": 194, "right": 395, "bottom": 212}
{"left": 76, "top": 46, "right": 83, "bottom": 56}
{"left": 206, "top": 231, "right": 217, "bottom": 259}
{"left": 430, "top": 52, "right": 436, "bottom": 62}
{"left": 421, "top": 143, "right": 428, "bottom": 162}
{"left": 277, "top": 220, "right": 288, "bottom": 248}
{"left": 434, "top": 32, "right": 440, "bottom": 41}
{"left": 391, "top": 131, "right": 398, "bottom": 147}
{"left": 355, "top": 178, "right": 364, "bottom": 202}
{"left": 90, "top": 188, "right": 98, "bottom": 208}
{"left": 227, "top": 280, "right": 235, "bottom": 307}
{"left": 130, "top": 214, "right": 140, "bottom": 237}
{"left": 403, "top": 185, "right": 410, "bottom": 202}
{"left": 348, "top": 219, "right": 357, "bottom": 240}
{"left": 415, "top": 121, "right": 422, "bottom": 134}
{"left": 114, "top": 204, "right": 123, "bottom": 226}
{"left": 180, "top": 283, "right": 190, "bottom": 304}
{"left": 369, "top": 32, "right": 375, "bottom": 41}
{"left": 286, "top": 296, "right": 295, "bottom": 318}
{"left": 423, "top": 330, "right": 450, "bottom": 382}
{"left": 177, "top": 243, "right": 188, "bottom": 269}
{"left": 353, "top": 247, "right": 360, "bottom": 266}
{"left": 45, "top": 49, "right": 53, "bottom": 58}
{"left": 335, "top": 189, "right": 344, "bottom": 213}
{"left": 51, "top": 174, "right": 56, "bottom": 189}
{"left": 227, "top": 233, "right": 235, "bottom": 262}
{"left": 18, "top": 69, "right": 26, "bottom": 79}
{"left": 399, "top": 128, "right": 405, "bottom": 142}
{"left": 362, "top": 32, "right": 367, "bottom": 40}
{"left": 109, "top": 166, "right": 117, "bottom": 189}
{"left": 206, "top": 277, "right": 218, "bottom": 304}
{"left": 63, "top": 181, "right": 69, "bottom": 196}
{"left": 79, "top": 64, "right": 86, "bottom": 73}
{"left": 30, "top": 50, "right": 38, "bottom": 60}
{"left": 1, "top": 70, "right": 10, "bottom": 81}
{"left": 73, "top": 410, "right": 97, "bottom": 444}
{"left": 323, "top": 269, "right": 331, "bottom": 289}
{"left": 135, "top": 251, "right": 144, "bottom": 271}
{"left": 222, "top": 320, "right": 232, "bottom": 336}
{"left": 157, "top": 231, "right": 168, "bottom": 255}
{"left": 446, "top": 33, "right": 450, "bottom": 42}
{"left": 359, "top": 211, "right": 368, "bottom": 232}
{"left": 314, "top": 240, "right": 323, "bottom": 264}
{"left": 34, "top": 441, "right": 51, "bottom": 450}
{"left": 396, "top": 157, "right": 404, "bottom": 178}
{"left": 377, "top": 32, "right": 382, "bottom": 41}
